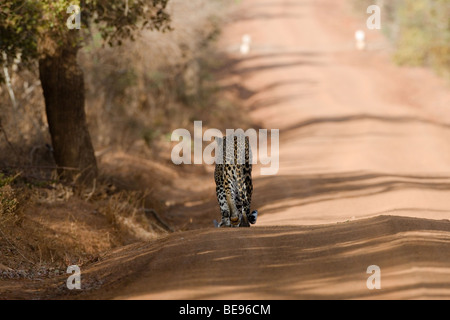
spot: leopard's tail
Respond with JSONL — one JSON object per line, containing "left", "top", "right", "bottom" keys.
{"left": 226, "top": 193, "right": 239, "bottom": 225}
{"left": 226, "top": 180, "right": 241, "bottom": 225}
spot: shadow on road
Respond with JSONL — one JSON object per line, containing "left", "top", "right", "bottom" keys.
{"left": 78, "top": 215, "right": 450, "bottom": 299}
{"left": 253, "top": 171, "right": 450, "bottom": 217}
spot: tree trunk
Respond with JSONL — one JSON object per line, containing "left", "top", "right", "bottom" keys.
{"left": 38, "top": 45, "right": 98, "bottom": 184}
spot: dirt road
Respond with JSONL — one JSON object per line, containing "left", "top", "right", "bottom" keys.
{"left": 82, "top": 0, "right": 450, "bottom": 299}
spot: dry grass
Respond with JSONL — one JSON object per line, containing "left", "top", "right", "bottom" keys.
{"left": 0, "top": 0, "right": 246, "bottom": 165}
{"left": 0, "top": 170, "right": 171, "bottom": 273}
{"left": 0, "top": 0, "right": 242, "bottom": 275}
{"left": 98, "top": 190, "right": 170, "bottom": 241}
{"left": 81, "top": 0, "right": 247, "bottom": 156}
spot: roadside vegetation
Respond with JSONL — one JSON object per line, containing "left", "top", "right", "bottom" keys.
{"left": 353, "top": 0, "right": 450, "bottom": 79}
{"left": 0, "top": 0, "right": 245, "bottom": 276}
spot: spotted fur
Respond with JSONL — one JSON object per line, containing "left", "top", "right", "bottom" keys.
{"left": 214, "top": 133, "right": 257, "bottom": 227}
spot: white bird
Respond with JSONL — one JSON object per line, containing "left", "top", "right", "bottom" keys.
{"left": 240, "top": 34, "right": 252, "bottom": 55}
{"left": 355, "top": 30, "right": 366, "bottom": 51}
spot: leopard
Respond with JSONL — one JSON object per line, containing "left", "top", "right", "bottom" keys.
{"left": 214, "top": 132, "right": 258, "bottom": 227}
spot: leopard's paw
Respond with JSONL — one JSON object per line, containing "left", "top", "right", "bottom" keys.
{"left": 248, "top": 210, "right": 258, "bottom": 224}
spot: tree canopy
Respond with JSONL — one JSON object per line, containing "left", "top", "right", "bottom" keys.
{"left": 0, "top": 0, "right": 172, "bottom": 75}
{"left": 0, "top": 0, "right": 172, "bottom": 184}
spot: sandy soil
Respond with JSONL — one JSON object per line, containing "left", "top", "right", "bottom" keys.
{"left": 77, "top": 0, "right": 450, "bottom": 300}
{"left": 80, "top": 215, "right": 450, "bottom": 300}
{"left": 4, "top": 0, "right": 450, "bottom": 300}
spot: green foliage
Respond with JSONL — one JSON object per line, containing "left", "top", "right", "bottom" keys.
{"left": 0, "top": 1, "right": 42, "bottom": 69}
{"left": 0, "top": 174, "right": 19, "bottom": 217}
{"left": 0, "top": 173, "right": 17, "bottom": 188}
{"left": 352, "top": 0, "right": 450, "bottom": 78}
{"left": 86, "top": 0, "right": 172, "bottom": 46}
{"left": 0, "top": 0, "right": 171, "bottom": 80}
{"left": 393, "top": 0, "right": 450, "bottom": 77}
{"left": 0, "top": 186, "right": 19, "bottom": 215}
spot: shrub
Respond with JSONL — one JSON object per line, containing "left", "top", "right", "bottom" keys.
{"left": 352, "top": 0, "right": 450, "bottom": 78}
